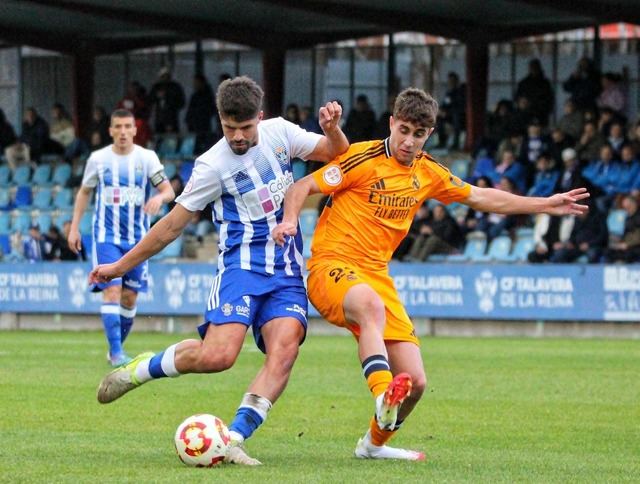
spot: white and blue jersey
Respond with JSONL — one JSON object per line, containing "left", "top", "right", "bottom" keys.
{"left": 82, "top": 144, "right": 165, "bottom": 246}
{"left": 176, "top": 117, "right": 321, "bottom": 279}
{"left": 176, "top": 117, "right": 322, "bottom": 350}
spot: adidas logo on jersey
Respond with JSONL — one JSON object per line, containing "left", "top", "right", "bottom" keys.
{"left": 370, "top": 179, "right": 386, "bottom": 190}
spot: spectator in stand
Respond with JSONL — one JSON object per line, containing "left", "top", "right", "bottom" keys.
{"left": 557, "top": 148, "right": 589, "bottom": 194}
{"left": 403, "top": 203, "right": 462, "bottom": 261}
{"left": 556, "top": 99, "right": 583, "bottom": 141}
{"left": 597, "top": 72, "right": 627, "bottom": 119}
{"left": 476, "top": 99, "right": 514, "bottom": 159}
{"left": 49, "top": 103, "right": 75, "bottom": 152}
{"left": 461, "top": 176, "right": 492, "bottom": 236}
{"left": 518, "top": 120, "right": 550, "bottom": 184}
{"left": 0, "top": 108, "right": 16, "bottom": 151}
{"left": 613, "top": 144, "right": 639, "bottom": 198}
{"left": 43, "top": 225, "right": 65, "bottom": 261}
{"left": 344, "top": 94, "right": 376, "bottom": 142}
{"left": 149, "top": 66, "right": 186, "bottom": 134}
{"left": 527, "top": 212, "right": 564, "bottom": 264}
{"left": 185, "top": 73, "right": 216, "bottom": 155}
{"left": 515, "top": 59, "right": 554, "bottom": 127}
{"left": 299, "top": 106, "right": 322, "bottom": 134}
{"left": 283, "top": 103, "right": 300, "bottom": 125}
{"left": 548, "top": 127, "right": 575, "bottom": 167}
{"left": 576, "top": 121, "right": 605, "bottom": 163}
{"left": 393, "top": 202, "right": 431, "bottom": 261}
{"left": 528, "top": 153, "right": 559, "bottom": 197}
{"left": 118, "top": 81, "right": 152, "bottom": 148}
{"left": 549, "top": 201, "right": 607, "bottom": 263}
{"left": 605, "top": 195, "right": 640, "bottom": 263}
{"left": 607, "top": 121, "right": 627, "bottom": 159}
{"left": 89, "top": 106, "right": 111, "bottom": 149}
{"left": 583, "top": 143, "right": 619, "bottom": 212}
{"left": 496, "top": 131, "right": 523, "bottom": 167}
{"left": 375, "top": 95, "right": 396, "bottom": 139}
{"left": 562, "top": 57, "right": 601, "bottom": 113}
{"left": 510, "top": 95, "right": 534, "bottom": 136}
{"left": 20, "top": 107, "right": 50, "bottom": 162}
{"left": 5, "top": 231, "right": 25, "bottom": 262}
{"left": 491, "top": 148, "right": 527, "bottom": 194}
{"left": 436, "top": 72, "right": 466, "bottom": 149}
{"left": 23, "top": 224, "right": 46, "bottom": 262}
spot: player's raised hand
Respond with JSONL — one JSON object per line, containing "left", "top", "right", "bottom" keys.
{"left": 144, "top": 195, "right": 163, "bottom": 215}
{"left": 89, "top": 263, "right": 123, "bottom": 285}
{"left": 67, "top": 227, "right": 82, "bottom": 254}
{"left": 272, "top": 222, "right": 297, "bottom": 247}
{"left": 319, "top": 101, "right": 342, "bottom": 133}
{"left": 545, "top": 187, "right": 590, "bottom": 216}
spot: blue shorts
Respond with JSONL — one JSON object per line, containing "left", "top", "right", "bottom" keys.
{"left": 91, "top": 242, "right": 148, "bottom": 293}
{"left": 197, "top": 269, "right": 308, "bottom": 354}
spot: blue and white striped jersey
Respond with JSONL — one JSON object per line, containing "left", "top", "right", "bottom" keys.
{"left": 82, "top": 144, "right": 165, "bottom": 246}
{"left": 176, "top": 117, "right": 322, "bottom": 277}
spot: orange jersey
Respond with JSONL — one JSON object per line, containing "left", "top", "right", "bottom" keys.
{"left": 309, "top": 138, "right": 471, "bottom": 271}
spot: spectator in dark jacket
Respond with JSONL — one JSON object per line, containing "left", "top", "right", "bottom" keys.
{"left": 404, "top": 204, "right": 463, "bottom": 261}
{"left": 150, "top": 67, "right": 186, "bottom": 133}
{"left": 550, "top": 202, "right": 608, "bottom": 263}
{"left": 20, "top": 107, "right": 49, "bottom": 161}
{"left": 605, "top": 195, "right": 640, "bottom": 263}
{"left": 185, "top": 73, "right": 216, "bottom": 154}
{"left": 344, "top": 94, "right": 376, "bottom": 142}
{"left": 393, "top": 202, "right": 430, "bottom": 261}
{"left": 0, "top": 108, "right": 17, "bottom": 151}
{"left": 515, "top": 59, "right": 554, "bottom": 126}
{"left": 563, "top": 57, "right": 601, "bottom": 112}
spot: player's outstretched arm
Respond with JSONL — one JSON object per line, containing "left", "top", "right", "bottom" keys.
{"left": 465, "top": 186, "right": 590, "bottom": 216}
{"left": 68, "top": 186, "right": 93, "bottom": 254}
{"left": 308, "top": 101, "right": 349, "bottom": 162}
{"left": 89, "top": 204, "right": 194, "bottom": 284}
{"left": 272, "top": 174, "right": 322, "bottom": 246}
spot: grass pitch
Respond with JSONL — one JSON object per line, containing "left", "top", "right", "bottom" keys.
{"left": 0, "top": 331, "right": 638, "bottom": 483}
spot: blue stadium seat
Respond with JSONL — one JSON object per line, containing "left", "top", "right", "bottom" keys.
{"left": 447, "top": 232, "right": 487, "bottom": 262}
{"left": 0, "top": 165, "right": 11, "bottom": 187}
{"left": 450, "top": 159, "right": 470, "bottom": 179}
{"left": 12, "top": 165, "right": 31, "bottom": 186}
{"left": 0, "top": 188, "right": 12, "bottom": 210}
{"left": 53, "top": 188, "right": 73, "bottom": 210}
{"left": 515, "top": 227, "right": 534, "bottom": 239}
{"left": 299, "top": 208, "right": 318, "bottom": 237}
{"left": 79, "top": 211, "right": 93, "bottom": 235}
{"left": 157, "top": 136, "right": 179, "bottom": 159}
{"left": 12, "top": 211, "right": 32, "bottom": 234}
{"left": 163, "top": 161, "right": 177, "bottom": 180}
{"left": 607, "top": 209, "right": 626, "bottom": 238}
{"left": 14, "top": 185, "right": 33, "bottom": 210}
{"left": 504, "top": 236, "right": 535, "bottom": 262}
{"left": 292, "top": 160, "right": 307, "bottom": 181}
{"left": 33, "top": 188, "right": 52, "bottom": 210}
{"left": 475, "top": 235, "right": 512, "bottom": 262}
{"left": 0, "top": 212, "right": 11, "bottom": 234}
{"left": 36, "top": 212, "right": 53, "bottom": 233}
{"left": 54, "top": 210, "right": 73, "bottom": 229}
{"left": 32, "top": 164, "right": 52, "bottom": 186}
{"left": 52, "top": 163, "right": 72, "bottom": 187}
{"left": 0, "top": 234, "right": 10, "bottom": 255}
{"left": 167, "top": 135, "right": 195, "bottom": 161}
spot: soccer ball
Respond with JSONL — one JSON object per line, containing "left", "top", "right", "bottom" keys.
{"left": 174, "top": 414, "right": 231, "bottom": 467}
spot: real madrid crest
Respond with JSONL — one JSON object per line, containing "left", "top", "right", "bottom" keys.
{"left": 412, "top": 174, "right": 420, "bottom": 190}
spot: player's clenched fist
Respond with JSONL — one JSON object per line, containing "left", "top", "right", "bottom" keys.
{"left": 272, "top": 222, "right": 297, "bottom": 247}
{"left": 318, "top": 101, "right": 342, "bottom": 133}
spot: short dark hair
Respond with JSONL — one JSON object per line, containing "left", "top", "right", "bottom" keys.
{"left": 393, "top": 88, "right": 438, "bottom": 128}
{"left": 110, "top": 109, "right": 134, "bottom": 123}
{"left": 216, "top": 76, "right": 263, "bottom": 121}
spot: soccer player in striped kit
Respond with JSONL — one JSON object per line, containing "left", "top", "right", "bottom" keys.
{"left": 68, "top": 109, "right": 175, "bottom": 367}
{"left": 91, "top": 76, "right": 348, "bottom": 465}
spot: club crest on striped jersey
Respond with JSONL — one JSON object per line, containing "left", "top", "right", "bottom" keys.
{"left": 222, "top": 303, "right": 233, "bottom": 316}
{"left": 274, "top": 146, "right": 288, "bottom": 163}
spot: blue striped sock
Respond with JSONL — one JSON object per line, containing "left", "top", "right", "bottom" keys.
{"left": 101, "top": 303, "right": 122, "bottom": 356}
{"left": 229, "top": 393, "right": 272, "bottom": 440}
{"left": 120, "top": 305, "right": 136, "bottom": 343}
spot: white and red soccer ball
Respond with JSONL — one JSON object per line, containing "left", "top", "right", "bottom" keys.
{"left": 174, "top": 414, "right": 231, "bottom": 467}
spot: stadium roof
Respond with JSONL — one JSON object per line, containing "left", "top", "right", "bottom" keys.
{"left": 0, "top": 0, "right": 639, "bottom": 54}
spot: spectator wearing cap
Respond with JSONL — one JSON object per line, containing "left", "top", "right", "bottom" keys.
{"left": 557, "top": 147, "right": 589, "bottom": 193}
{"left": 23, "top": 224, "right": 47, "bottom": 262}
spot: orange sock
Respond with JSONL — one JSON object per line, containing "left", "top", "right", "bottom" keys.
{"left": 366, "top": 369, "right": 392, "bottom": 397}
{"left": 369, "top": 416, "right": 397, "bottom": 446}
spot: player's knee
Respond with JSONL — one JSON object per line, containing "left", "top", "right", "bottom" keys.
{"left": 198, "top": 347, "right": 237, "bottom": 372}
{"left": 410, "top": 373, "right": 427, "bottom": 400}
{"left": 352, "top": 297, "right": 386, "bottom": 331}
{"left": 268, "top": 341, "right": 299, "bottom": 374}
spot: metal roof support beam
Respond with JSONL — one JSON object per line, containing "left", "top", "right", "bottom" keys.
{"left": 465, "top": 40, "right": 488, "bottom": 151}
{"left": 263, "top": 48, "right": 286, "bottom": 119}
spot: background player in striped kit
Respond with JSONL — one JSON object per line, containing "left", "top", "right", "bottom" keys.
{"left": 91, "top": 77, "right": 349, "bottom": 465}
{"left": 68, "top": 109, "right": 175, "bottom": 367}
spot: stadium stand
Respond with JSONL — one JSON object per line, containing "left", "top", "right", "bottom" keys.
{"left": 36, "top": 211, "right": 52, "bottom": 233}
{"left": 33, "top": 188, "right": 52, "bottom": 210}
{"left": 12, "top": 165, "right": 31, "bottom": 186}
{"left": 32, "top": 164, "right": 51, "bottom": 186}
{"left": 163, "top": 161, "right": 177, "bottom": 180}
{"left": 607, "top": 209, "right": 626, "bottom": 238}
{"left": 447, "top": 232, "right": 487, "bottom": 262}
{"left": 13, "top": 211, "right": 32, "bottom": 234}
{"left": 79, "top": 211, "right": 93, "bottom": 235}
{"left": 0, "top": 188, "right": 11, "bottom": 210}
{"left": 299, "top": 208, "right": 318, "bottom": 237}
{"left": 51, "top": 163, "right": 72, "bottom": 187}
{"left": 475, "top": 235, "right": 512, "bottom": 262}
{"left": 0, "top": 165, "right": 11, "bottom": 187}
{"left": 504, "top": 235, "right": 535, "bottom": 262}
{"left": 14, "top": 186, "right": 33, "bottom": 211}
{"left": 0, "top": 212, "right": 11, "bottom": 234}
{"left": 157, "top": 136, "right": 179, "bottom": 160}
{"left": 450, "top": 159, "right": 470, "bottom": 179}
{"left": 53, "top": 188, "right": 73, "bottom": 210}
